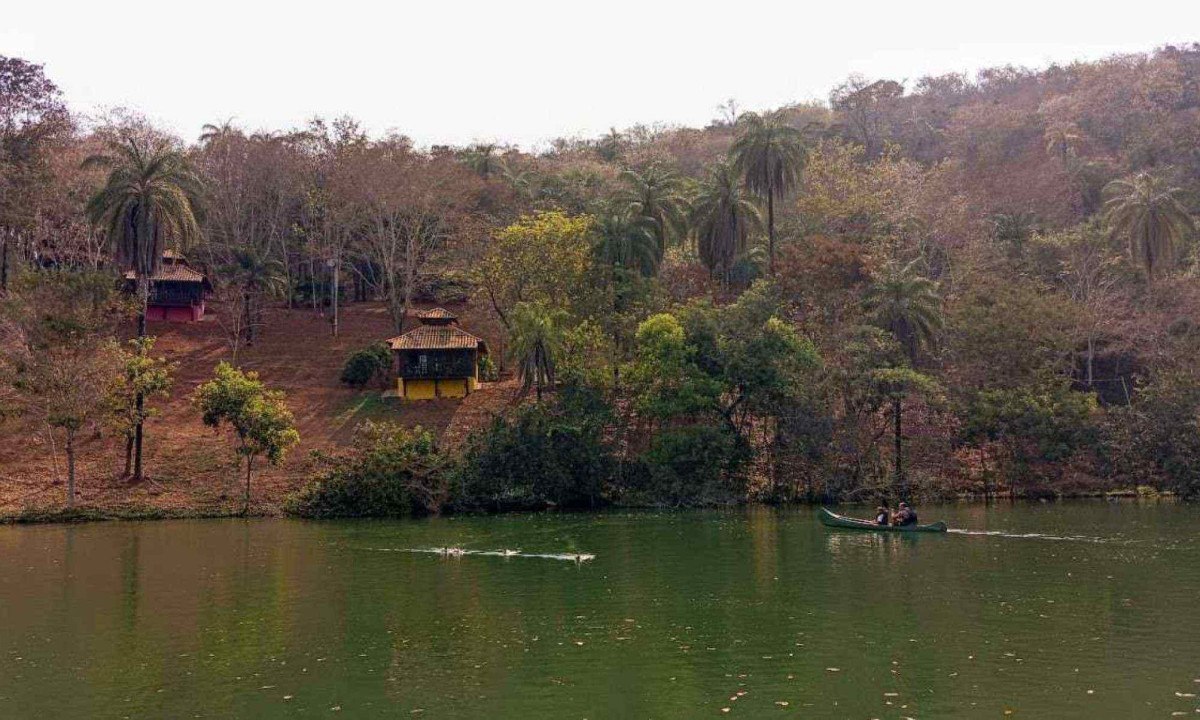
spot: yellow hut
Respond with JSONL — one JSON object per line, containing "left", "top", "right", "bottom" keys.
{"left": 388, "top": 308, "right": 488, "bottom": 400}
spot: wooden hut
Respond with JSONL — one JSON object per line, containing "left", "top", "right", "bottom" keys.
{"left": 387, "top": 308, "right": 488, "bottom": 400}
{"left": 124, "top": 251, "right": 212, "bottom": 322}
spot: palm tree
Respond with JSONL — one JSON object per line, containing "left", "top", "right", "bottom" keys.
{"left": 499, "top": 160, "right": 536, "bottom": 202}
{"left": 223, "top": 245, "right": 286, "bottom": 348}
{"left": 508, "top": 303, "right": 567, "bottom": 401}
{"left": 862, "top": 259, "right": 942, "bottom": 365}
{"left": 1043, "top": 122, "right": 1081, "bottom": 163}
{"left": 594, "top": 211, "right": 661, "bottom": 278}
{"left": 730, "top": 111, "right": 807, "bottom": 275}
{"left": 1103, "top": 172, "right": 1194, "bottom": 283}
{"left": 84, "top": 135, "right": 203, "bottom": 482}
{"left": 199, "top": 119, "right": 238, "bottom": 147}
{"left": 613, "top": 166, "right": 688, "bottom": 254}
{"left": 596, "top": 128, "right": 623, "bottom": 162}
{"left": 463, "top": 143, "right": 502, "bottom": 179}
{"left": 690, "top": 160, "right": 762, "bottom": 285}
{"left": 862, "top": 261, "right": 942, "bottom": 499}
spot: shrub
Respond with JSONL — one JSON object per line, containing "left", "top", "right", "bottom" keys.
{"left": 961, "top": 380, "right": 1098, "bottom": 491}
{"left": 451, "top": 383, "right": 612, "bottom": 510}
{"left": 477, "top": 354, "right": 499, "bottom": 382}
{"left": 1104, "top": 370, "right": 1200, "bottom": 498}
{"left": 413, "top": 272, "right": 473, "bottom": 304}
{"left": 340, "top": 343, "right": 392, "bottom": 388}
{"left": 632, "top": 425, "right": 749, "bottom": 506}
{"left": 288, "top": 422, "right": 445, "bottom": 518}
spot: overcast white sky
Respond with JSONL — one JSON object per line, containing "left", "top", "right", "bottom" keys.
{"left": 3, "top": 1, "right": 1198, "bottom": 149}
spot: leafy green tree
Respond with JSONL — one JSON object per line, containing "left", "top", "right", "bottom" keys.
{"left": 193, "top": 362, "right": 300, "bottom": 515}
{"left": 962, "top": 381, "right": 1097, "bottom": 495}
{"left": 627, "top": 312, "right": 723, "bottom": 421}
{"left": 508, "top": 302, "right": 568, "bottom": 401}
{"left": 108, "top": 337, "right": 175, "bottom": 479}
{"left": 1103, "top": 172, "right": 1194, "bottom": 283}
{"left": 613, "top": 166, "right": 688, "bottom": 253}
{"left": 691, "top": 160, "right": 762, "bottom": 284}
{"left": 862, "top": 259, "right": 942, "bottom": 364}
{"left": 84, "top": 135, "right": 203, "bottom": 482}
{"left": 1105, "top": 370, "right": 1200, "bottom": 498}
{"left": 475, "top": 211, "right": 593, "bottom": 331}
{"left": 731, "top": 111, "right": 807, "bottom": 275}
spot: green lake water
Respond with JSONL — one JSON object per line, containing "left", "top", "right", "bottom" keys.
{"left": 1, "top": 503, "right": 1198, "bottom": 719}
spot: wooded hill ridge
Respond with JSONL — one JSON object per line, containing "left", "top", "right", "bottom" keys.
{"left": 2, "top": 43, "right": 1200, "bottom": 518}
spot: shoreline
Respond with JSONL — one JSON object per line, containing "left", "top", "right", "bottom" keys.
{"left": 0, "top": 488, "right": 1175, "bottom": 526}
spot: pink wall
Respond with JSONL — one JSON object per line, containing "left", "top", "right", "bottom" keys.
{"left": 146, "top": 303, "right": 205, "bottom": 323}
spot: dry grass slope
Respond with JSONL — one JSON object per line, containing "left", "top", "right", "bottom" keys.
{"left": 0, "top": 300, "right": 500, "bottom": 517}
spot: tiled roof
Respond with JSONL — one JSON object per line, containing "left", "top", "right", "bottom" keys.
{"left": 417, "top": 307, "right": 457, "bottom": 321}
{"left": 389, "top": 324, "right": 486, "bottom": 351}
{"left": 124, "top": 264, "right": 209, "bottom": 283}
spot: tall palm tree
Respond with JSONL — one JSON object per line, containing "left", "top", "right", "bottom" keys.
{"left": 730, "top": 111, "right": 807, "bottom": 275}
{"left": 862, "top": 259, "right": 942, "bottom": 365}
{"left": 84, "top": 135, "right": 203, "bottom": 482}
{"left": 508, "top": 303, "right": 567, "bottom": 401}
{"left": 1103, "top": 172, "right": 1194, "bottom": 283}
{"left": 199, "top": 119, "right": 238, "bottom": 148}
{"left": 863, "top": 261, "right": 942, "bottom": 500}
{"left": 690, "top": 160, "right": 762, "bottom": 285}
{"left": 613, "top": 166, "right": 688, "bottom": 254}
{"left": 594, "top": 211, "right": 661, "bottom": 278}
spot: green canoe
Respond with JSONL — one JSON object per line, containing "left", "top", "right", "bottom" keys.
{"left": 819, "top": 507, "right": 948, "bottom": 533}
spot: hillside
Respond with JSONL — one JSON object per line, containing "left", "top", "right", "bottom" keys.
{"left": 0, "top": 300, "right": 509, "bottom": 517}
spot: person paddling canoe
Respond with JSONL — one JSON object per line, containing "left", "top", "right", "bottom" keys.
{"left": 893, "top": 502, "right": 918, "bottom": 527}
{"left": 874, "top": 505, "right": 891, "bottom": 526}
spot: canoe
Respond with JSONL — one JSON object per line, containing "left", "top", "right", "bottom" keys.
{"left": 819, "top": 507, "right": 947, "bottom": 533}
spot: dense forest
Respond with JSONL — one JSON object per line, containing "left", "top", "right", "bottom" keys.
{"left": 3, "top": 44, "right": 1200, "bottom": 517}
